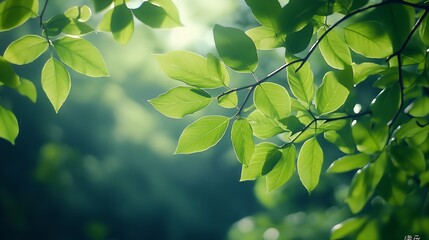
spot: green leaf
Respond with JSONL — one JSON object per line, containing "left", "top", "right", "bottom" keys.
{"left": 352, "top": 62, "right": 385, "bottom": 85}
{"left": 53, "top": 36, "right": 109, "bottom": 77}
{"left": 287, "top": 60, "right": 314, "bottom": 106}
{"left": 232, "top": 118, "right": 255, "bottom": 166}
{"left": 356, "top": 220, "right": 379, "bottom": 240}
{"left": 4, "top": 35, "right": 48, "bottom": 65}
{"left": 352, "top": 117, "right": 388, "bottom": 154}
{"left": 156, "top": 51, "right": 226, "bottom": 88}
{"left": 405, "top": 97, "right": 429, "bottom": 117}
{"left": 240, "top": 142, "right": 281, "bottom": 181}
{"left": 319, "top": 28, "right": 351, "bottom": 70}
{"left": 91, "top": 0, "right": 112, "bottom": 12}
{"left": 0, "top": 105, "right": 19, "bottom": 145}
{"left": 175, "top": 115, "right": 229, "bottom": 154}
{"left": 0, "top": 0, "right": 37, "bottom": 31}
{"left": 276, "top": 116, "right": 305, "bottom": 134}
{"left": 254, "top": 82, "right": 291, "bottom": 119}
{"left": 420, "top": 13, "right": 429, "bottom": 46}
{"left": 327, "top": 153, "right": 371, "bottom": 174}
{"left": 346, "top": 150, "right": 387, "bottom": 213}
{"left": 64, "top": 5, "right": 92, "bottom": 22}
{"left": 297, "top": 137, "right": 323, "bottom": 193}
{"left": 149, "top": 86, "right": 212, "bottom": 119}
{"left": 324, "top": 126, "right": 356, "bottom": 154}
{"left": 344, "top": 21, "right": 393, "bottom": 58}
{"left": 330, "top": 217, "right": 368, "bottom": 240}
{"left": 244, "top": 0, "right": 281, "bottom": 30}
{"left": 98, "top": 3, "right": 134, "bottom": 44}
{"left": 246, "top": 27, "right": 284, "bottom": 50}
{"left": 213, "top": 24, "right": 258, "bottom": 72}
{"left": 0, "top": 56, "right": 20, "bottom": 88}
{"left": 41, "top": 58, "right": 71, "bottom": 113}
{"left": 133, "top": 0, "right": 182, "bottom": 28}
{"left": 218, "top": 92, "right": 238, "bottom": 109}
{"left": 393, "top": 118, "right": 429, "bottom": 140}
{"left": 207, "top": 53, "right": 229, "bottom": 86}
{"left": 266, "top": 144, "right": 296, "bottom": 191}
{"left": 16, "top": 78, "right": 37, "bottom": 103}
{"left": 370, "top": 83, "right": 400, "bottom": 126}
{"left": 389, "top": 144, "right": 426, "bottom": 175}
{"left": 285, "top": 23, "right": 313, "bottom": 54}
{"left": 248, "top": 110, "right": 284, "bottom": 139}
{"left": 316, "top": 71, "right": 350, "bottom": 114}
{"left": 278, "top": 0, "right": 322, "bottom": 34}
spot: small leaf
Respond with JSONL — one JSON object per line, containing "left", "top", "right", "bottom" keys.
{"left": 0, "top": 0, "right": 37, "bottom": 31}
{"left": 41, "top": 58, "right": 71, "bottom": 113}
{"left": 16, "top": 78, "right": 37, "bottom": 103}
{"left": 330, "top": 217, "right": 368, "bottom": 240}
{"left": 218, "top": 92, "right": 238, "bottom": 109}
{"left": 405, "top": 96, "right": 429, "bottom": 117}
{"left": 266, "top": 144, "right": 296, "bottom": 191}
{"left": 352, "top": 117, "right": 388, "bottom": 154}
{"left": 370, "top": 83, "right": 401, "bottom": 126}
{"left": 248, "top": 110, "right": 284, "bottom": 139}
{"left": 64, "top": 5, "right": 92, "bottom": 22}
{"left": 0, "top": 105, "right": 19, "bottom": 144}
{"left": 324, "top": 127, "right": 356, "bottom": 154}
{"left": 346, "top": 150, "right": 387, "bottom": 213}
{"left": 213, "top": 24, "right": 258, "bottom": 72}
{"left": 240, "top": 142, "right": 280, "bottom": 181}
{"left": 246, "top": 26, "right": 284, "bottom": 50}
{"left": 149, "top": 86, "right": 212, "bottom": 119}
{"left": 133, "top": 0, "right": 182, "bottom": 28}
{"left": 297, "top": 137, "right": 323, "bottom": 193}
{"left": 207, "top": 53, "right": 229, "bottom": 86}
{"left": 254, "top": 82, "right": 291, "bottom": 119}
{"left": 232, "top": 118, "right": 255, "bottom": 166}
{"left": 285, "top": 23, "right": 313, "bottom": 54}
{"left": 319, "top": 28, "right": 351, "bottom": 70}
{"left": 98, "top": 4, "right": 134, "bottom": 44}
{"left": 53, "top": 36, "right": 109, "bottom": 77}
{"left": 4, "top": 35, "right": 48, "bottom": 65}
{"left": 175, "top": 115, "right": 229, "bottom": 154}
{"left": 0, "top": 56, "right": 20, "bottom": 88}
{"left": 352, "top": 62, "right": 385, "bottom": 85}
{"left": 156, "top": 51, "right": 225, "bottom": 88}
{"left": 316, "top": 71, "right": 350, "bottom": 114}
{"left": 389, "top": 144, "right": 426, "bottom": 175}
{"left": 244, "top": 0, "right": 281, "bottom": 30}
{"left": 327, "top": 153, "right": 371, "bottom": 174}
{"left": 287, "top": 60, "right": 314, "bottom": 106}
{"left": 278, "top": 0, "right": 322, "bottom": 34}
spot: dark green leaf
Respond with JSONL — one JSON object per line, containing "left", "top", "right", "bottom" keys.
{"left": 91, "top": 0, "right": 112, "bottom": 12}
{"left": 285, "top": 23, "right": 313, "bottom": 54}
{"left": 4, "top": 35, "right": 48, "bottom": 65}
{"left": 254, "top": 82, "right": 291, "bottom": 120}
{"left": 330, "top": 217, "right": 368, "bottom": 240}
{"left": 41, "top": 58, "right": 71, "bottom": 113}
{"left": 278, "top": 0, "right": 323, "bottom": 34}
{"left": 266, "top": 144, "right": 296, "bottom": 191}
{"left": 133, "top": 0, "right": 182, "bottom": 28}
{"left": 327, "top": 153, "right": 371, "bottom": 174}
{"left": 352, "top": 117, "right": 388, "bottom": 154}
{"left": 389, "top": 144, "right": 426, "bottom": 175}
{"left": 276, "top": 116, "right": 305, "bottom": 134}
{"left": 324, "top": 126, "right": 356, "bottom": 154}
{"left": 240, "top": 142, "right": 280, "bottom": 181}
{"left": 0, "top": 105, "right": 19, "bottom": 145}
{"left": 297, "top": 137, "right": 323, "bottom": 193}
{"left": 0, "top": 0, "right": 37, "bottom": 31}
{"left": 98, "top": 3, "right": 134, "bottom": 44}
{"left": 419, "top": 13, "right": 429, "bottom": 46}
{"left": 232, "top": 118, "right": 255, "bottom": 166}
{"left": 370, "top": 83, "right": 401, "bottom": 126}
{"left": 244, "top": 0, "right": 281, "bottom": 30}
{"left": 0, "top": 56, "right": 20, "bottom": 88}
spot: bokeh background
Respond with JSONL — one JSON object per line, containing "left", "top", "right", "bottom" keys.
{"left": 0, "top": 0, "right": 378, "bottom": 239}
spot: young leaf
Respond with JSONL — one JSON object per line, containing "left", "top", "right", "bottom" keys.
{"left": 330, "top": 217, "right": 368, "bottom": 240}
{"left": 218, "top": 92, "right": 238, "bottom": 109}
{"left": 64, "top": 5, "right": 92, "bottom": 22}
{"left": 287, "top": 60, "right": 314, "bottom": 107}
{"left": 213, "top": 25, "right": 258, "bottom": 72}
{"left": 344, "top": 21, "right": 393, "bottom": 58}
{"left": 4, "top": 35, "right": 48, "bottom": 65}
{"left": 248, "top": 110, "right": 284, "bottom": 139}
{"left": 246, "top": 27, "right": 284, "bottom": 50}
{"left": 316, "top": 71, "right": 350, "bottom": 114}
{"left": 254, "top": 82, "right": 291, "bottom": 120}
{"left": 98, "top": 3, "right": 134, "bottom": 44}
{"left": 41, "top": 58, "right": 71, "bottom": 113}
{"left": 240, "top": 142, "right": 281, "bottom": 181}
{"left": 231, "top": 118, "right": 255, "bottom": 166}
{"left": 0, "top": 56, "right": 20, "bottom": 88}
{"left": 324, "top": 127, "right": 356, "bottom": 154}
{"left": 133, "top": 0, "right": 182, "bottom": 28}
{"left": 278, "top": 0, "right": 322, "bottom": 34}
{"left": 207, "top": 53, "right": 229, "bottom": 86}
{"left": 244, "top": 0, "right": 281, "bottom": 30}
{"left": 0, "top": 106, "right": 19, "bottom": 145}
{"left": 16, "top": 78, "right": 37, "bottom": 103}
{"left": 297, "top": 137, "right": 323, "bottom": 193}
{"left": 327, "top": 153, "right": 371, "bottom": 174}
{"left": 0, "top": 0, "right": 37, "bottom": 31}
{"left": 405, "top": 97, "right": 429, "bottom": 117}
{"left": 285, "top": 23, "right": 313, "bottom": 54}
{"left": 149, "top": 86, "right": 212, "bottom": 119}
{"left": 370, "top": 83, "right": 400, "bottom": 126}
{"left": 175, "top": 115, "right": 229, "bottom": 154}
{"left": 156, "top": 51, "right": 225, "bottom": 88}
{"left": 266, "top": 144, "right": 297, "bottom": 191}
{"left": 352, "top": 117, "right": 388, "bottom": 154}
{"left": 389, "top": 144, "right": 426, "bottom": 175}
{"left": 53, "top": 36, "right": 109, "bottom": 77}
{"left": 352, "top": 62, "right": 385, "bottom": 85}
{"left": 319, "top": 28, "right": 351, "bottom": 70}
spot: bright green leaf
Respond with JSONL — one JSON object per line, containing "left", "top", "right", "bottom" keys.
{"left": 240, "top": 142, "right": 280, "bottom": 181}
{"left": 157, "top": 51, "right": 226, "bottom": 88}
{"left": 297, "top": 137, "right": 323, "bottom": 193}
{"left": 41, "top": 58, "right": 71, "bottom": 113}
{"left": 133, "top": 0, "right": 182, "bottom": 28}
{"left": 207, "top": 53, "right": 229, "bottom": 86}
{"left": 346, "top": 150, "right": 387, "bottom": 213}
{"left": 316, "top": 71, "right": 350, "bottom": 114}
{"left": 352, "top": 117, "right": 388, "bottom": 154}
{"left": 287, "top": 60, "right": 314, "bottom": 106}
{"left": 0, "top": 56, "right": 20, "bottom": 88}
{"left": 175, "top": 115, "right": 229, "bottom": 154}
{"left": 64, "top": 5, "right": 92, "bottom": 22}
{"left": 218, "top": 92, "right": 238, "bottom": 109}
{"left": 276, "top": 116, "right": 305, "bottom": 134}
{"left": 266, "top": 144, "right": 296, "bottom": 191}
{"left": 213, "top": 25, "right": 258, "bottom": 72}
{"left": 149, "top": 86, "right": 212, "bottom": 119}
{"left": 352, "top": 62, "right": 385, "bottom": 85}
{"left": 393, "top": 118, "right": 429, "bottom": 140}
{"left": 248, "top": 110, "right": 284, "bottom": 139}
{"left": 405, "top": 96, "right": 429, "bottom": 117}
{"left": 327, "top": 153, "right": 371, "bottom": 174}
{"left": 370, "top": 83, "right": 401, "bottom": 126}
{"left": 4, "top": 35, "right": 48, "bottom": 65}
{"left": 98, "top": 4, "right": 134, "bottom": 44}
{"left": 53, "top": 36, "right": 109, "bottom": 77}
{"left": 285, "top": 23, "right": 313, "bottom": 54}
{"left": 0, "top": 0, "right": 37, "bottom": 31}
{"left": 356, "top": 220, "right": 379, "bottom": 240}
{"left": 330, "top": 217, "right": 368, "bottom": 240}
{"left": 16, "top": 78, "right": 37, "bottom": 103}
{"left": 278, "top": 0, "right": 322, "bottom": 34}
{"left": 231, "top": 118, "right": 255, "bottom": 166}
{"left": 324, "top": 126, "right": 356, "bottom": 154}
{"left": 0, "top": 105, "right": 19, "bottom": 145}
{"left": 244, "top": 0, "right": 281, "bottom": 30}
{"left": 389, "top": 144, "right": 426, "bottom": 175}
{"left": 254, "top": 82, "right": 291, "bottom": 119}
{"left": 246, "top": 26, "right": 284, "bottom": 50}
{"left": 319, "top": 28, "right": 351, "bottom": 70}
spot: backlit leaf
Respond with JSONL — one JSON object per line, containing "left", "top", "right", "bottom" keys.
{"left": 214, "top": 25, "right": 258, "bottom": 72}
{"left": 232, "top": 118, "right": 255, "bottom": 166}
{"left": 64, "top": 5, "right": 92, "bottom": 22}
{"left": 287, "top": 60, "right": 314, "bottom": 106}
{"left": 319, "top": 28, "right": 351, "bottom": 70}
{"left": 330, "top": 217, "right": 368, "bottom": 240}
{"left": 0, "top": 0, "right": 37, "bottom": 31}
{"left": 53, "top": 37, "right": 109, "bottom": 77}
{"left": 218, "top": 92, "right": 238, "bottom": 109}
{"left": 316, "top": 71, "right": 350, "bottom": 114}
{"left": 16, "top": 78, "right": 37, "bottom": 103}
{"left": 207, "top": 53, "right": 230, "bottom": 86}
{"left": 324, "top": 126, "right": 356, "bottom": 154}
{"left": 266, "top": 144, "right": 296, "bottom": 191}
{"left": 4, "top": 35, "right": 48, "bottom": 65}
{"left": 41, "top": 58, "right": 71, "bottom": 113}
{"left": 352, "top": 117, "right": 387, "bottom": 154}
{"left": 405, "top": 97, "right": 429, "bottom": 117}
{"left": 254, "top": 82, "right": 291, "bottom": 119}
{"left": 297, "top": 137, "right": 323, "bottom": 193}
{"left": 246, "top": 27, "right": 284, "bottom": 50}
{"left": 248, "top": 110, "right": 284, "bottom": 139}
{"left": 240, "top": 142, "right": 280, "bottom": 181}
{"left": 175, "top": 115, "right": 229, "bottom": 154}
{"left": 327, "top": 153, "right": 371, "bottom": 174}
{"left": 244, "top": 0, "right": 281, "bottom": 30}
{"left": 0, "top": 56, "right": 20, "bottom": 88}
{"left": 149, "top": 86, "right": 212, "bottom": 119}
{"left": 133, "top": 0, "right": 182, "bottom": 28}
{"left": 352, "top": 62, "right": 385, "bottom": 85}
{"left": 98, "top": 4, "right": 134, "bottom": 44}
{"left": 0, "top": 106, "right": 19, "bottom": 145}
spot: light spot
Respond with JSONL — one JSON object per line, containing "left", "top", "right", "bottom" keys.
{"left": 237, "top": 217, "right": 254, "bottom": 233}
{"left": 353, "top": 104, "right": 362, "bottom": 113}
{"left": 263, "top": 228, "right": 280, "bottom": 240}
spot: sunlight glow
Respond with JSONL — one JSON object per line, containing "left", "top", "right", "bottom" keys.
{"left": 263, "top": 228, "right": 280, "bottom": 240}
